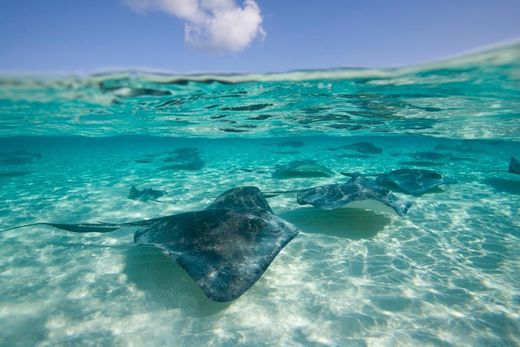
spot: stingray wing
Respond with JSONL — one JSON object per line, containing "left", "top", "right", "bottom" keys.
{"left": 134, "top": 208, "right": 299, "bottom": 302}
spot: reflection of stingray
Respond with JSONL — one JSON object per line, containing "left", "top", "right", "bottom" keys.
{"left": 4, "top": 187, "right": 299, "bottom": 302}
{"left": 484, "top": 178, "right": 520, "bottom": 195}
{"left": 280, "top": 207, "right": 390, "bottom": 240}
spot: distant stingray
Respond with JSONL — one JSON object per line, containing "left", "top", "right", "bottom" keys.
{"left": 128, "top": 186, "right": 167, "bottom": 202}
{"left": 434, "top": 143, "right": 477, "bottom": 153}
{"left": 296, "top": 175, "right": 411, "bottom": 216}
{"left": 375, "top": 169, "right": 446, "bottom": 194}
{"left": 509, "top": 157, "right": 520, "bottom": 174}
{"left": 135, "top": 148, "right": 205, "bottom": 170}
{"left": 272, "top": 160, "right": 332, "bottom": 179}
{"left": 161, "top": 147, "right": 204, "bottom": 171}
{"left": 411, "top": 151, "right": 454, "bottom": 161}
{"left": 2, "top": 187, "right": 299, "bottom": 302}
{"left": 276, "top": 140, "right": 306, "bottom": 148}
{"left": 409, "top": 151, "right": 469, "bottom": 162}
{"left": 328, "top": 142, "right": 382, "bottom": 154}
{"left": 0, "top": 151, "right": 41, "bottom": 165}
{"left": 0, "top": 171, "right": 33, "bottom": 179}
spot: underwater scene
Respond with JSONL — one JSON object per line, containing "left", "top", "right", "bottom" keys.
{"left": 0, "top": 44, "right": 519, "bottom": 346}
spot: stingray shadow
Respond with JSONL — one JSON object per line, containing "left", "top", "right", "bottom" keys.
{"left": 123, "top": 246, "right": 230, "bottom": 317}
{"left": 484, "top": 177, "right": 520, "bottom": 195}
{"left": 280, "top": 207, "right": 391, "bottom": 240}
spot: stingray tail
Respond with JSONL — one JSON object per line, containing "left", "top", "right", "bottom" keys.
{"left": 0, "top": 222, "right": 124, "bottom": 234}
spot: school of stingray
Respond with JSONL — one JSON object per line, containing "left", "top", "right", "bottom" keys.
{"left": 3, "top": 143, "right": 519, "bottom": 302}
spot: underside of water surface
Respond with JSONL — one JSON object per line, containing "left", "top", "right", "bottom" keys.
{"left": 0, "top": 44, "right": 519, "bottom": 346}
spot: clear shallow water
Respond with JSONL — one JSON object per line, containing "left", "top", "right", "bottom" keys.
{"left": 0, "top": 45, "right": 520, "bottom": 346}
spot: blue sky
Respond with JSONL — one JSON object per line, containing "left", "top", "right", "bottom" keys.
{"left": 0, "top": 0, "right": 519, "bottom": 73}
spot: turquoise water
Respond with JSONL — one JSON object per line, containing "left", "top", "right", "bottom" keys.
{"left": 0, "top": 44, "right": 519, "bottom": 346}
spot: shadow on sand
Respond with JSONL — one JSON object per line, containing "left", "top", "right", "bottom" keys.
{"left": 123, "top": 246, "right": 230, "bottom": 317}
{"left": 484, "top": 177, "right": 520, "bottom": 195}
{"left": 280, "top": 207, "right": 391, "bottom": 240}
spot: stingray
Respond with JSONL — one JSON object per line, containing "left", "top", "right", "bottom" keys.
{"left": 328, "top": 142, "right": 382, "bottom": 154}
{"left": 340, "top": 169, "right": 448, "bottom": 195}
{"left": 0, "top": 171, "right": 33, "bottom": 179}
{"left": 434, "top": 143, "right": 477, "bottom": 153}
{"left": 134, "top": 148, "right": 205, "bottom": 169}
{"left": 409, "top": 151, "right": 470, "bottom": 162}
{"left": 274, "top": 150, "right": 300, "bottom": 155}
{"left": 160, "top": 147, "right": 204, "bottom": 171}
{"left": 265, "top": 175, "right": 411, "bottom": 216}
{"left": 276, "top": 140, "right": 306, "bottom": 148}
{"left": 135, "top": 159, "right": 154, "bottom": 164}
{"left": 509, "top": 157, "right": 520, "bottom": 174}
{"left": 128, "top": 186, "right": 167, "bottom": 202}
{"left": 295, "top": 175, "right": 411, "bottom": 216}
{"left": 375, "top": 169, "right": 446, "bottom": 194}
{"left": 411, "top": 151, "right": 453, "bottom": 161}
{"left": 0, "top": 151, "right": 41, "bottom": 165}
{"left": 272, "top": 160, "right": 332, "bottom": 179}
{"left": 3, "top": 187, "right": 299, "bottom": 302}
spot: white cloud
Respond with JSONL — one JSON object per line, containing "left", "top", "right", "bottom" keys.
{"left": 126, "top": 0, "right": 265, "bottom": 52}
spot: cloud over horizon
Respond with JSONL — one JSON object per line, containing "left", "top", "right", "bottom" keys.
{"left": 126, "top": 0, "right": 264, "bottom": 52}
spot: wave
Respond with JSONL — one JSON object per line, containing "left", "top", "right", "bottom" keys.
{"left": 0, "top": 43, "right": 519, "bottom": 140}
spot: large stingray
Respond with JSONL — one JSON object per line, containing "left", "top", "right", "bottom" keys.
{"left": 296, "top": 175, "right": 411, "bottom": 216}
{"left": 3, "top": 187, "right": 300, "bottom": 302}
